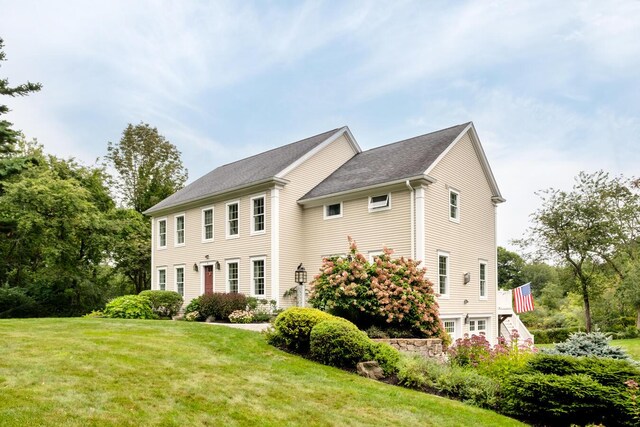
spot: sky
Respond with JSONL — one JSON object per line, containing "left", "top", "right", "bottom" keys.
{"left": 2, "top": 0, "right": 639, "bottom": 249}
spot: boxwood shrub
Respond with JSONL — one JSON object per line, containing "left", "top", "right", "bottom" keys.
{"left": 138, "top": 290, "right": 183, "bottom": 318}
{"left": 367, "top": 342, "right": 401, "bottom": 376}
{"left": 309, "top": 318, "right": 372, "bottom": 369}
{"left": 103, "top": 295, "right": 155, "bottom": 319}
{"left": 270, "top": 307, "right": 334, "bottom": 353}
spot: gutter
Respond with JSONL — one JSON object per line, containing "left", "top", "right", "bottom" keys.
{"left": 405, "top": 180, "right": 415, "bottom": 260}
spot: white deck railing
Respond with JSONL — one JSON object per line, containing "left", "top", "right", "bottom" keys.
{"left": 497, "top": 289, "right": 534, "bottom": 343}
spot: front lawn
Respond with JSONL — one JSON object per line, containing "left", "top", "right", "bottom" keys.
{"left": 0, "top": 318, "right": 523, "bottom": 427}
{"left": 536, "top": 338, "right": 640, "bottom": 360}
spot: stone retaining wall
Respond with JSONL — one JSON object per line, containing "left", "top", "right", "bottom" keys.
{"left": 373, "top": 338, "right": 444, "bottom": 359}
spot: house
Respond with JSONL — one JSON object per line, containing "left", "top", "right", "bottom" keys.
{"left": 144, "top": 122, "right": 505, "bottom": 343}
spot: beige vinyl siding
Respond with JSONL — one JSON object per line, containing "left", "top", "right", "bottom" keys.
{"left": 302, "top": 188, "right": 412, "bottom": 280}
{"left": 152, "top": 191, "right": 271, "bottom": 304}
{"left": 278, "top": 135, "right": 358, "bottom": 307}
{"left": 423, "top": 130, "right": 498, "bottom": 341}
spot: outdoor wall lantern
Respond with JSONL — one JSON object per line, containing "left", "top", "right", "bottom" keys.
{"left": 463, "top": 272, "right": 470, "bottom": 285}
{"left": 464, "top": 313, "right": 469, "bottom": 324}
{"left": 193, "top": 263, "right": 199, "bottom": 272}
{"left": 215, "top": 261, "right": 221, "bottom": 270}
{"left": 295, "top": 263, "right": 307, "bottom": 307}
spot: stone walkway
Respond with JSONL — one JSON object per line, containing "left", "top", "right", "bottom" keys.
{"left": 205, "top": 322, "right": 270, "bottom": 332}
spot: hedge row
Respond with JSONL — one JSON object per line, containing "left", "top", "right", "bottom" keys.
{"left": 529, "top": 327, "right": 582, "bottom": 344}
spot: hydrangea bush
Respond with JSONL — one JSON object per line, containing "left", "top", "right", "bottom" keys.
{"left": 310, "top": 237, "right": 447, "bottom": 341}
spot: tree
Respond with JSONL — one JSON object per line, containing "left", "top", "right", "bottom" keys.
{"left": 105, "top": 123, "right": 188, "bottom": 213}
{"left": 0, "top": 38, "right": 42, "bottom": 155}
{"left": 110, "top": 209, "right": 151, "bottom": 294}
{"left": 525, "top": 171, "right": 639, "bottom": 332}
{"left": 497, "top": 246, "right": 526, "bottom": 289}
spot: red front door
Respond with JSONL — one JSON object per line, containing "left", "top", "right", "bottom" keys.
{"left": 204, "top": 265, "right": 214, "bottom": 294}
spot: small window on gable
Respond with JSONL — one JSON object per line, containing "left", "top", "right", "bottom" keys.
{"left": 449, "top": 189, "right": 459, "bottom": 222}
{"left": 324, "top": 202, "right": 342, "bottom": 219}
{"left": 369, "top": 194, "right": 390, "bottom": 211}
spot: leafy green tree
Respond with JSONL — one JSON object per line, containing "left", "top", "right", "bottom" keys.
{"left": 525, "top": 171, "right": 639, "bottom": 332}
{"left": 0, "top": 37, "right": 42, "bottom": 155}
{"left": 105, "top": 123, "right": 188, "bottom": 213}
{"left": 110, "top": 209, "right": 151, "bottom": 294}
{"left": 497, "top": 246, "right": 526, "bottom": 289}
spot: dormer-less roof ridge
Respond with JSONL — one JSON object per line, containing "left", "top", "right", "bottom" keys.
{"left": 144, "top": 126, "right": 346, "bottom": 215}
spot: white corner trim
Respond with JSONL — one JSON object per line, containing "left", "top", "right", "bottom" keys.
{"left": 415, "top": 187, "right": 425, "bottom": 263}
{"left": 150, "top": 217, "right": 155, "bottom": 288}
{"left": 271, "top": 186, "right": 280, "bottom": 305}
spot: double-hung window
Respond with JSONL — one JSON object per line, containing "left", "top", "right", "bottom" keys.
{"left": 226, "top": 201, "right": 239, "bottom": 238}
{"left": 202, "top": 207, "right": 214, "bottom": 242}
{"left": 227, "top": 260, "right": 239, "bottom": 293}
{"left": 251, "top": 196, "right": 265, "bottom": 234}
{"left": 175, "top": 214, "right": 185, "bottom": 246}
{"left": 252, "top": 258, "right": 265, "bottom": 297}
{"left": 479, "top": 261, "right": 487, "bottom": 299}
{"left": 175, "top": 266, "right": 184, "bottom": 296}
{"left": 438, "top": 252, "right": 449, "bottom": 297}
{"left": 449, "top": 189, "right": 460, "bottom": 222}
{"left": 157, "top": 268, "right": 166, "bottom": 291}
{"left": 158, "top": 219, "right": 167, "bottom": 249}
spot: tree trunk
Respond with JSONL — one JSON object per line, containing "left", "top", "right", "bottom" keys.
{"left": 581, "top": 279, "right": 592, "bottom": 333}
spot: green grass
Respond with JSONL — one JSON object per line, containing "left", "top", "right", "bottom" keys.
{"left": 0, "top": 319, "right": 523, "bottom": 427}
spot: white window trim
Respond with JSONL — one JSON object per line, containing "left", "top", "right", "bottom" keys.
{"left": 479, "top": 260, "right": 488, "bottom": 300}
{"left": 226, "top": 200, "right": 240, "bottom": 239}
{"left": 250, "top": 194, "right": 266, "bottom": 236}
{"left": 368, "top": 250, "right": 384, "bottom": 263}
{"left": 157, "top": 218, "right": 167, "bottom": 250}
{"left": 156, "top": 267, "right": 167, "bottom": 291}
{"left": 441, "top": 317, "right": 462, "bottom": 341}
{"left": 368, "top": 193, "right": 391, "bottom": 212}
{"left": 225, "top": 259, "right": 240, "bottom": 293}
{"left": 201, "top": 206, "right": 214, "bottom": 243}
{"left": 174, "top": 264, "right": 185, "bottom": 296}
{"left": 250, "top": 256, "right": 267, "bottom": 297}
{"left": 437, "top": 251, "right": 450, "bottom": 299}
{"left": 174, "top": 213, "right": 186, "bottom": 247}
{"left": 469, "top": 317, "right": 490, "bottom": 336}
{"left": 323, "top": 202, "right": 343, "bottom": 220}
{"left": 449, "top": 188, "right": 460, "bottom": 223}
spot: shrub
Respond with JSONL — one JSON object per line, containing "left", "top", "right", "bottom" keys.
{"left": 138, "top": 290, "right": 183, "bottom": 318}
{"left": 184, "top": 311, "right": 200, "bottom": 322}
{"left": 0, "top": 287, "right": 40, "bottom": 318}
{"left": 397, "top": 354, "right": 498, "bottom": 409}
{"left": 526, "top": 353, "right": 640, "bottom": 389}
{"left": 103, "top": 295, "right": 155, "bottom": 319}
{"left": 366, "top": 342, "right": 400, "bottom": 375}
{"left": 448, "top": 334, "right": 492, "bottom": 367}
{"left": 184, "top": 297, "right": 203, "bottom": 320}
{"left": 448, "top": 331, "right": 536, "bottom": 372}
{"left": 499, "top": 372, "right": 630, "bottom": 426}
{"left": 530, "top": 326, "right": 582, "bottom": 344}
{"left": 83, "top": 310, "right": 105, "bottom": 318}
{"left": 270, "top": 307, "right": 335, "bottom": 353}
{"left": 310, "top": 237, "right": 447, "bottom": 341}
{"left": 309, "top": 319, "right": 373, "bottom": 369}
{"left": 545, "top": 331, "right": 629, "bottom": 359}
{"left": 199, "top": 292, "right": 247, "bottom": 321}
{"left": 229, "top": 309, "right": 254, "bottom": 323}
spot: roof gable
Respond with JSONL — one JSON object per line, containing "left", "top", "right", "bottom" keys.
{"left": 300, "top": 123, "right": 471, "bottom": 201}
{"left": 144, "top": 127, "right": 346, "bottom": 215}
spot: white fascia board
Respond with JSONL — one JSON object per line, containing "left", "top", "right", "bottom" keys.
{"left": 424, "top": 122, "right": 505, "bottom": 203}
{"left": 275, "top": 126, "right": 361, "bottom": 179}
{"left": 298, "top": 175, "right": 436, "bottom": 207}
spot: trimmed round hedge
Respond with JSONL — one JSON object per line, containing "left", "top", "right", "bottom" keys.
{"left": 138, "top": 290, "right": 183, "bottom": 318}
{"left": 271, "top": 307, "right": 334, "bottom": 353}
{"left": 309, "top": 318, "right": 372, "bottom": 369}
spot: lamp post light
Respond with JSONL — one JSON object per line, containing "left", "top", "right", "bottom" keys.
{"left": 295, "top": 263, "right": 307, "bottom": 307}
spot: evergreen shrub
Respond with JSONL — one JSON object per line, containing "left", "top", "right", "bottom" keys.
{"left": 269, "top": 307, "right": 334, "bottom": 353}
{"left": 545, "top": 331, "right": 629, "bottom": 359}
{"left": 0, "top": 287, "right": 40, "bottom": 318}
{"left": 138, "top": 290, "right": 183, "bottom": 318}
{"left": 309, "top": 319, "right": 372, "bottom": 369}
{"left": 531, "top": 327, "right": 582, "bottom": 344}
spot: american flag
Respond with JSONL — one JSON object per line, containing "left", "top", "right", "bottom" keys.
{"left": 513, "top": 283, "right": 534, "bottom": 313}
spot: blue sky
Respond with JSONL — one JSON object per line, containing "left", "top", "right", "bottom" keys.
{"left": 2, "top": 0, "right": 639, "bottom": 249}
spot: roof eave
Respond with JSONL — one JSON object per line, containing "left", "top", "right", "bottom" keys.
{"left": 143, "top": 176, "right": 290, "bottom": 217}
{"left": 297, "top": 174, "right": 436, "bottom": 206}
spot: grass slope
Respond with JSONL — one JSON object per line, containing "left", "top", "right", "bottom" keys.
{"left": 0, "top": 319, "right": 523, "bottom": 427}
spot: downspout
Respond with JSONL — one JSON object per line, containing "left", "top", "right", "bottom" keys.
{"left": 406, "top": 180, "right": 415, "bottom": 259}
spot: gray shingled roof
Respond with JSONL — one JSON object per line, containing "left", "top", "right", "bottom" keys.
{"left": 145, "top": 127, "right": 343, "bottom": 214}
{"left": 300, "top": 122, "right": 470, "bottom": 200}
